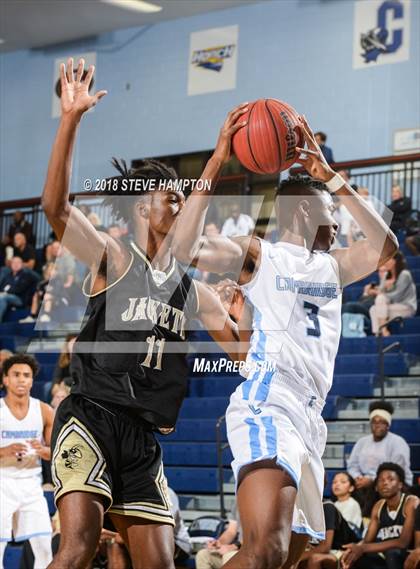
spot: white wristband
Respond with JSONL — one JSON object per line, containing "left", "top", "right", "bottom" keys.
{"left": 325, "top": 173, "right": 345, "bottom": 193}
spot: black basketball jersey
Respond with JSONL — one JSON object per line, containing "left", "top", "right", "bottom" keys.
{"left": 376, "top": 493, "right": 408, "bottom": 542}
{"left": 70, "top": 241, "right": 198, "bottom": 429}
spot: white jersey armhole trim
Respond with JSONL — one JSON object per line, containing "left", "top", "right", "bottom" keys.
{"left": 191, "top": 279, "right": 200, "bottom": 314}
{"left": 82, "top": 252, "right": 134, "bottom": 298}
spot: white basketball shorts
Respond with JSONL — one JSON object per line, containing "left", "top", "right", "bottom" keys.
{"left": 226, "top": 371, "right": 327, "bottom": 540}
{"left": 0, "top": 475, "right": 52, "bottom": 542}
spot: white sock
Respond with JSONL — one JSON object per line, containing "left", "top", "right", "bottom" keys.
{"left": 29, "top": 535, "right": 53, "bottom": 569}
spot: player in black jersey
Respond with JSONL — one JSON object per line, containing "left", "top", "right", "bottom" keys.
{"left": 342, "top": 463, "right": 418, "bottom": 569}
{"left": 42, "top": 58, "right": 247, "bottom": 569}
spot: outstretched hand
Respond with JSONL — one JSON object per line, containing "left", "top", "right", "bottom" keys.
{"left": 213, "top": 103, "right": 248, "bottom": 165}
{"left": 60, "top": 58, "right": 107, "bottom": 117}
{"left": 213, "top": 278, "right": 245, "bottom": 322}
{"left": 295, "top": 116, "right": 334, "bottom": 183}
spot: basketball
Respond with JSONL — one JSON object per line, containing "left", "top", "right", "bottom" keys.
{"left": 232, "top": 99, "right": 304, "bottom": 174}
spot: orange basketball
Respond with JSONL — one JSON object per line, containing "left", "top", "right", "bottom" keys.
{"left": 232, "top": 99, "right": 304, "bottom": 174}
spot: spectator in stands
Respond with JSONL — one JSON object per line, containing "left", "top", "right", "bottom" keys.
{"left": 369, "top": 251, "right": 417, "bottom": 336}
{"left": 0, "top": 257, "right": 35, "bottom": 322}
{"left": 348, "top": 188, "right": 378, "bottom": 244}
{"left": 35, "top": 264, "right": 79, "bottom": 323}
{"left": 297, "top": 500, "right": 359, "bottom": 568}
{"left": 347, "top": 401, "right": 413, "bottom": 516}
{"left": 52, "top": 334, "right": 77, "bottom": 387}
{"left": 341, "top": 463, "right": 418, "bottom": 569}
{"left": 204, "top": 222, "right": 221, "bottom": 237}
{"left": 19, "top": 262, "right": 54, "bottom": 323}
{"left": 87, "top": 211, "right": 106, "bottom": 232}
{"left": 11, "top": 232, "right": 36, "bottom": 271}
{"left": 388, "top": 185, "right": 413, "bottom": 232}
{"left": 195, "top": 501, "right": 241, "bottom": 568}
{"left": 334, "top": 170, "right": 353, "bottom": 246}
{"left": 221, "top": 204, "right": 255, "bottom": 237}
{"left": 332, "top": 472, "right": 363, "bottom": 534}
{"left": 314, "top": 131, "right": 334, "bottom": 164}
{"left": 108, "top": 224, "right": 123, "bottom": 240}
{"left": 0, "top": 349, "right": 13, "bottom": 377}
{"left": 50, "top": 382, "right": 70, "bottom": 410}
{"left": 404, "top": 504, "right": 420, "bottom": 569}
{"left": 406, "top": 230, "right": 420, "bottom": 257}
{"left": 7, "top": 211, "right": 34, "bottom": 245}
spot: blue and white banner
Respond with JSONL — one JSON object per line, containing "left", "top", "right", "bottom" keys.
{"left": 188, "top": 25, "right": 238, "bottom": 96}
{"left": 353, "top": 0, "right": 410, "bottom": 69}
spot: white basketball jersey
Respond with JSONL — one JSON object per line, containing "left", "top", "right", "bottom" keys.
{"left": 0, "top": 397, "right": 44, "bottom": 479}
{"left": 242, "top": 240, "right": 342, "bottom": 401}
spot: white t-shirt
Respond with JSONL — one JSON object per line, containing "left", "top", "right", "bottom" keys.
{"left": 335, "top": 497, "right": 362, "bottom": 530}
{"left": 221, "top": 214, "right": 255, "bottom": 237}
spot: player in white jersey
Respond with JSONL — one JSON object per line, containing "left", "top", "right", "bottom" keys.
{"left": 171, "top": 114, "right": 398, "bottom": 568}
{"left": 0, "top": 354, "right": 54, "bottom": 569}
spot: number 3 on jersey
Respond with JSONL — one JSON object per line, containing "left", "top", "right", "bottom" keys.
{"left": 304, "top": 301, "right": 321, "bottom": 338}
{"left": 141, "top": 335, "right": 166, "bottom": 370}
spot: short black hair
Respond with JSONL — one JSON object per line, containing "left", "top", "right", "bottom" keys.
{"left": 376, "top": 462, "right": 405, "bottom": 484}
{"left": 102, "top": 158, "right": 178, "bottom": 223}
{"left": 3, "top": 354, "right": 39, "bottom": 378}
{"left": 315, "top": 131, "right": 327, "bottom": 143}
{"left": 369, "top": 400, "right": 394, "bottom": 415}
{"left": 275, "top": 175, "right": 329, "bottom": 197}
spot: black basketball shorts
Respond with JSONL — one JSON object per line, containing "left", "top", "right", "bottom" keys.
{"left": 51, "top": 394, "right": 174, "bottom": 526}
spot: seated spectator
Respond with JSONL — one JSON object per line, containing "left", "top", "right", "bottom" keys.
{"left": 11, "top": 232, "right": 36, "bottom": 271}
{"left": 388, "top": 185, "right": 412, "bottom": 232}
{"left": 406, "top": 230, "right": 420, "bottom": 257}
{"left": 347, "top": 401, "right": 413, "bottom": 516}
{"left": 332, "top": 472, "right": 363, "bottom": 535}
{"left": 369, "top": 252, "right": 417, "bottom": 336}
{"left": 341, "top": 463, "right": 419, "bottom": 569}
{"left": 87, "top": 211, "right": 107, "bottom": 232}
{"left": 297, "top": 500, "right": 359, "bottom": 568}
{"left": 221, "top": 204, "right": 255, "bottom": 237}
{"left": 7, "top": 210, "right": 34, "bottom": 245}
{"left": 314, "top": 131, "right": 335, "bottom": 164}
{"left": 36, "top": 265, "right": 79, "bottom": 323}
{"left": 195, "top": 500, "right": 241, "bottom": 568}
{"left": 19, "top": 262, "right": 54, "bottom": 323}
{"left": 50, "top": 382, "right": 70, "bottom": 411}
{"left": 0, "top": 257, "right": 36, "bottom": 322}
{"left": 404, "top": 504, "right": 420, "bottom": 569}
{"left": 52, "top": 334, "right": 77, "bottom": 386}
{"left": 204, "top": 222, "right": 221, "bottom": 237}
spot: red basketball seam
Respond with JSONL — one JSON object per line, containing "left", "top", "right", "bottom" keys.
{"left": 246, "top": 103, "right": 264, "bottom": 173}
{"left": 265, "top": 99, "right": 283, "bottom": 172}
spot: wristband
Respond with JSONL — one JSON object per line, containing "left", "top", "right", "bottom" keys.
{"left": 325, "top": 173, "right": 346, "bottom": 193}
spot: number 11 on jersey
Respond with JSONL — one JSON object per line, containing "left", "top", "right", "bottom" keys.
{"left": 141, "top": 335, "right": 166, "bottom": 370}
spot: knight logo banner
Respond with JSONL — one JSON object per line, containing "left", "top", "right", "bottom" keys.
{"left": 188, "top": 25, "right": 238, "bottom": 96}
{"left": 353, "top": 0, "right": 410, "bottom": 69}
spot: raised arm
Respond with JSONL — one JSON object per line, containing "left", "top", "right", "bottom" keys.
{"left": 296, "top": 117, "right": 398, "bottom": 287}
{"left": 42, "top": 58, "right": 125, "bottom": 273}
{"left": 171, "top": 104, "right": 255, "bottom": 278}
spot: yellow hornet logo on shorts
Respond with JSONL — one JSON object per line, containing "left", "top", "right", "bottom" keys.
{"left": 191, "top": 44, "right": 235, "bottom": 72}
{"left": 61, "top": 445, "right": 83, "bottom": 469}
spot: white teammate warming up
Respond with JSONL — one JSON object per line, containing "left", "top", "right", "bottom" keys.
{"left": 0, "top": 354, "right": 54, "bottom": 569}
{"left": 171, "top": 113, "right": 398, "bottom": 569}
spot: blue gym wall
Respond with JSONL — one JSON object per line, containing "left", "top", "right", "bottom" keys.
{"left": 0, "top": 0, "right": 419, "bottom": 201}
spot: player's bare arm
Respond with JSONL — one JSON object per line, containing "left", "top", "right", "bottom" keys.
{"left": 195, "top": 281, "right": 248, "bottom": 362}
{"left": 42, "top": 58, "right": 129, "bottom": 292}
{"left": 171, "top": 105, "right": 261, "bottom": 282}
{"left": 296, "top": 116, "right": 398, "bottom": 287}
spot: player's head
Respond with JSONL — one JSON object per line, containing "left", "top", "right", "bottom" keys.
{"left": 275, "top": 175, "right": 338, "bottom": 251}
{"left": 375, "top": 462, "right": 405, "bottom": 499}
{"left": 2, "top": 354, "right": 39, "bottom": 397}
{"left": 103, "top": 158, "right": 185, "bottom": 238}
{"left": 369, "top": 400, "right": 394, "bottom": 441}
{"left": 332, "top": 472, "right": 355, "bottom": 499}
